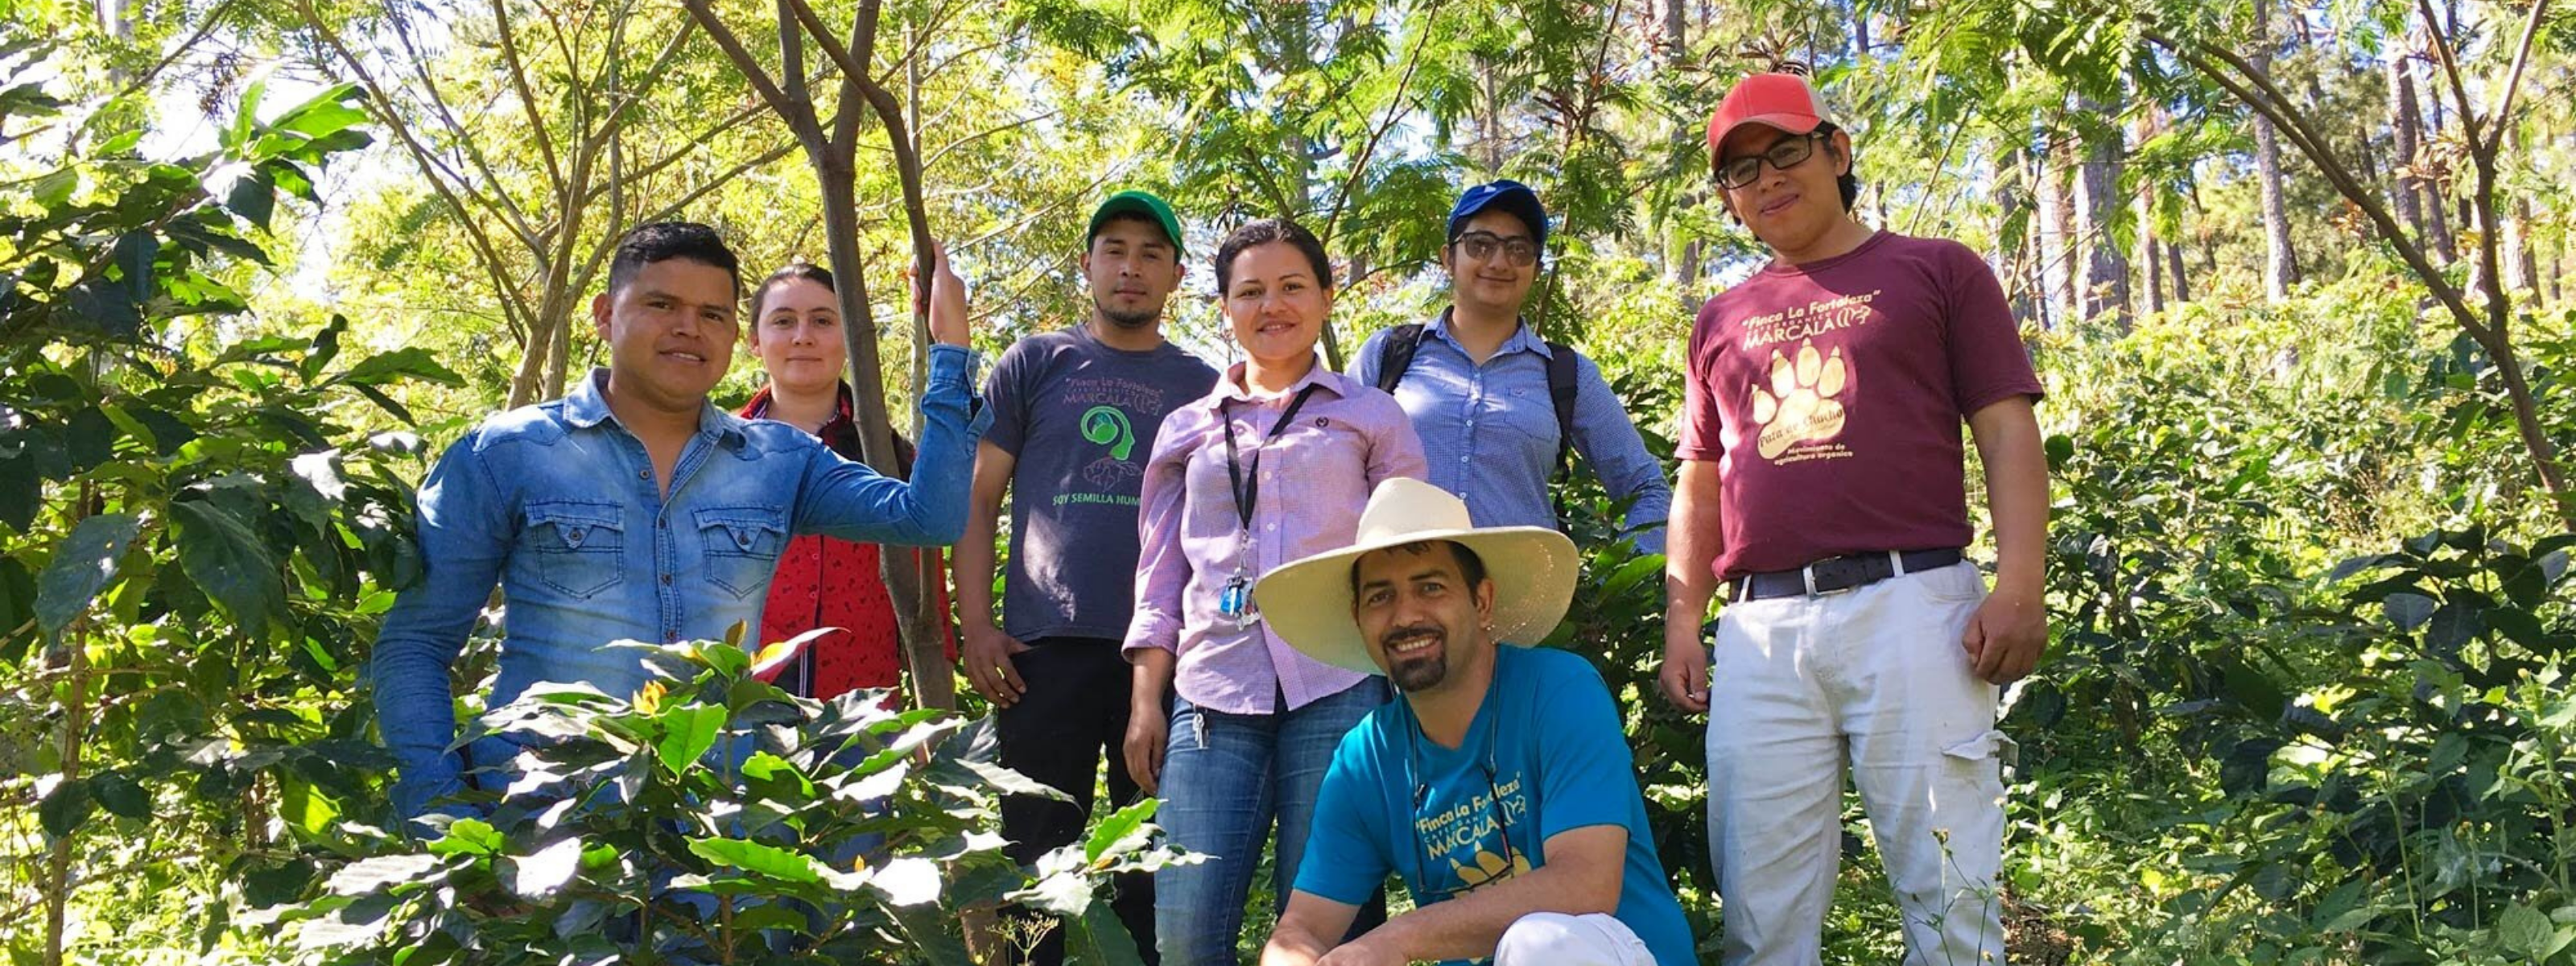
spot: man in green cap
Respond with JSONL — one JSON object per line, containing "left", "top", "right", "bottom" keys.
{"left": 953, "top": 189, "right": 1215, "bottom": 964}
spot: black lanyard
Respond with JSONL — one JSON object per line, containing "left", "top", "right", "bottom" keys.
{"left": 1220, "top": 384, "right": 1323, "bottom": 532}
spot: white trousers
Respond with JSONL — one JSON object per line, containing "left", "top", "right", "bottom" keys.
{"left": 1705, "top": 562, "right": 2012, "bottom": 966}
{"left": 1494, "top": 911, "right": 1658, "bottom": 966}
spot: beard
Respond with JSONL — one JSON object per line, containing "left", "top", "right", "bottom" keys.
{"left": 1381, "top": 626, "right": 1452, "bottom": 692}
{"left": 1096, "top": 298, "right": 1160, "bottom": 329}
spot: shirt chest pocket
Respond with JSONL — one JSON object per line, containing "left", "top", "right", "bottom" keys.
{"left": 524, "top": 501, "right": 626, "bottom": 599}
{"left": 1489, "top": 385, "right": 1560, "bottom": 448}
{"left": 696, "top": 506, "right": 788, "bottom": 600}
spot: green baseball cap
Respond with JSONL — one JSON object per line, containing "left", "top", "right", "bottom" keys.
{"left": 1088, "top": 189, "right": 1184, "bottom": 254}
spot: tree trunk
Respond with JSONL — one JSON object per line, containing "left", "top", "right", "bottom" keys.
{"left": 2074, "top": 102, "right": 2130, "bottom": 326}
{"left": 1998, "top": 144, "right": 2036, "bottom": 325}
{"left": 2251, "top": 0, "right": 2297, "bottom": 301}
{"left": 2166, "top": 235, "right": 2191, "bottom": 303}
{"left": 2414, "top": 47, "right": 2458, "bottom": 263}
{"left": 2037, "top": 136, "right": 2074, "bottom": 326}
{"left": 2388, "top": 53, "right": 2426, "bottom": 243}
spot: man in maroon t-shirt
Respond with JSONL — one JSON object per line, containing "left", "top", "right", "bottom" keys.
{"left": 1655, "top": 72, "right": 2050, "bottom": 966}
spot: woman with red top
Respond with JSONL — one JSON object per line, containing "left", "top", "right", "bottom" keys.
{"left": 739, "top": 262, "right": 954, "bottom": 700}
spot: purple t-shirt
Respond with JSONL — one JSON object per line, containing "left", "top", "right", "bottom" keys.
{"left": 1678, "top": 231, "right": 2042, "bottom": 580}
{"left": 985, "top": 327, "right": 1217, "bottom": 641}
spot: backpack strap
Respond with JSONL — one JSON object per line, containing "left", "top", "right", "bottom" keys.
{"left": 1543, "top": 340, "right": 1583, "bottom": 525}
{"left": 1543, "top": 341, "right": 1579, "bottom": 476}
{"left": 1373, "top": 323, "right": 1428, "bottom": 394}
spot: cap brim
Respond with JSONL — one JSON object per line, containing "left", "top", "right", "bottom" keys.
{"left": 1710, "top": 111, "right": 1825, "bottom": 152}
{"left": 1254, "top": 526, "right": 1579, "bottom": 674}
{"left": 1089, "top": 196, "right": 1183, "bottom": 253}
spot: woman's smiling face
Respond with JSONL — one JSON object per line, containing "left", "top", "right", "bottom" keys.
{"left": 1222, "top": 240, "right": 1332, "bottom": 370}
{"left": 747, "top": 276, "right": 846, "bottom": 395}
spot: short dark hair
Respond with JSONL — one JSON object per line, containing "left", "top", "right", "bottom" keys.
{"left": 1215, "top": 218, "right": 1331, "bottom": 295}
{"left": 608, "top": 221, "right": 741, "bottom": 298}
{"left": 749, "top": 262, "right": 834, "bottom": 323}
{"left": 1092, "top": 211, "right": 1176, "bottom": 252}
{"left": 1348, "top": 539, "right": 1489, "bottom": 597}
{"left": 1817, "top": 122, "right": 1860, "bottom": 212}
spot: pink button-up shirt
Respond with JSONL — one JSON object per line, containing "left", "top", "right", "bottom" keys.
{"left": 1124, "top": 359, "right": 1428, "bottom": 714}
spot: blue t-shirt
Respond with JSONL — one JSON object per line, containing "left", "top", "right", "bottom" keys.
{"left": 1294, "top": 646, "right": 1696, "bottom": 965}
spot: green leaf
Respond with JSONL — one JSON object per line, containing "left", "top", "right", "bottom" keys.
{"left": 1084, "top": 799, "right": 1159, "bottom": 864}
{"left": 654, "top": 704, "right": 728, "bottom": 775}
{"left": 2382, "top": 592, "right": 2436, "bottom": 631}
{"left": 510, "top": 836, "right": 584, "bottom": 898}
{"left": 35, "top": 513, "right": 141, "bottom": 636}
{"left": 1060, "top": 898, "right": 1150, "bottom": 966}
{"left": 426, "top": 818, "right": 506, "bottom": 857}
{"left": 269, "top": 84, "right": 367, "bottom": 139}
{"left": 2424, "top": 601, "right": 2481, "bottom": 656}
{"left": 685, "top": 837, "right": 821, "bottom": 883}
{"left": 323, "top": 853, "right": 444, "bottom": 897}
{"left": 170, "top": 500, "right": 285, "bottom": 634}
{"left": 38, "top": 776, "right": 93, "bottom": 836}
{"left": 111, "top": 230, "right": 156, "bottom": 302}
{"left": 2500, "top": 902, "right": 2553, "bottom": 956}
{"left": 336, "top": 348, "right": 463, "bottom": 387}
{"left": 870, "top": 856, "right": 941, "bottom": 906}
{"left": 91, "top": 770, "right": 149, "bottom": 818}
{"left": 225, "top": 167, "right": 276, "bottom": 230}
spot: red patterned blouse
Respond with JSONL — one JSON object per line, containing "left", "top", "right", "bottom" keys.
{"left": 739, "top": 384, "right": 955, "bottom": 700}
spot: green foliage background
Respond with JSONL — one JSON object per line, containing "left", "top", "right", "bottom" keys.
{"left": 6, "top": 0, "right": 2576, "bottom": 962}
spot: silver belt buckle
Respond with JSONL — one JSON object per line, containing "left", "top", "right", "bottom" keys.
{"left": 1802, "top": 564, "right": 1854, "bottom": 597}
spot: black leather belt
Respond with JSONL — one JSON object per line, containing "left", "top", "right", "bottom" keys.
{"left": 1731, "top": 548, "right": 1965, "bottom": 601}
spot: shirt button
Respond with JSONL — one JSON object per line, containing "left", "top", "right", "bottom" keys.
{"left": 1459, "top": 456, "right": 1470, "bottom": 463}
{"left": 637, "top": 469, "right": 649, "bottom": 480}
{"left": 661, "top": 574, "right": 673, "bottom": 585}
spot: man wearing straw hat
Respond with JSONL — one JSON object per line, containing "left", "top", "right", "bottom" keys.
{"left": 1253, "top": 479, "right": 1696, "bottom": 966}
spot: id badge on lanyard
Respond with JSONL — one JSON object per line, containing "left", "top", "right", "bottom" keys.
{"left": 1216, "top": 384, "right": 1322, "bottom": 625}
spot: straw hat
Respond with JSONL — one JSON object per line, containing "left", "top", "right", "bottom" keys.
{"left": 1254, "top": 478, "right": 1579, "bottom": 674}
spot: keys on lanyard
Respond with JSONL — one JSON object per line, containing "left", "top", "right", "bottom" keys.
{"left": 1216, "top": 384, "right": 1323, "bottom": 623}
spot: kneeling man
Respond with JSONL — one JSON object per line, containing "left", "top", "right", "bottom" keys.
{"left": 1253, "top": 478, "right": 1697, "bottom": 965}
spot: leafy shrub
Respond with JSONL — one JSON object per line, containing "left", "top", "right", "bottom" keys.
{"left": 252, "top": 631, "right": 1181, "bottom": 964}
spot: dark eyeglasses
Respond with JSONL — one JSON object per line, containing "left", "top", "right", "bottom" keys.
{"left": 1450, "top": 231, "right": 1540, "bottom": 267}
{"left": 1715, "top": 132, "right": 1829, "bottom": 190}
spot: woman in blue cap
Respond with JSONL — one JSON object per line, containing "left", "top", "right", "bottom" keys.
{"left": 1349, "top": 180, "right": 1672, "bottom": 554}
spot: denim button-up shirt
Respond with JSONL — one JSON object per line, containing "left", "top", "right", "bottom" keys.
{"left": 1123, "top": 361, "right": 1426, "bottom": 714}
{"left": 374, "top": 345, "right": 988, "bottom": 820}
{"left": 1350, "top": 312, "right": 1671, "bottom": 553}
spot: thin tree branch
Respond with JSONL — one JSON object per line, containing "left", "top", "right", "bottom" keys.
{"left": 2413, "top": 0, "right": 2480, "bottom": 152}
{"left": 918, "top": 109, "right": 1058, "bottom": 171}
{"left": 1319, "top": 0, "right": 1442, "bottom": 247}
{"left": 2484, "top": 0, "right": 2552, "bottom": 155}
{"left": 383, "top": 10, "right": 543, "bottom": 254}
{"left": 294, "top": 0, "right": 538, "bottom": 341}
{"left": 681, "top": 0, "right": 826, "bottom": 151}
{"left": 490, "top": 0, "right": 567, "bottom": 198}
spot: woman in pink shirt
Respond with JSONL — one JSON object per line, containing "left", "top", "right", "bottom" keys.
{"left": 1120, "top": 219, "right": 1426, "bottom": 963}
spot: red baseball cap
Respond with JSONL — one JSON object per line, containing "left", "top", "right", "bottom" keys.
{"left": 1706, "top": 72, "right": 1832, "bottom": 158}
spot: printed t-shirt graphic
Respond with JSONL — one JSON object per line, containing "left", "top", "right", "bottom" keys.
{"left": 1678, "top": 230, "right": 2043, "bottom": 579}
{"left": 984, "top": 328, "right": 1219, "bottom": 641}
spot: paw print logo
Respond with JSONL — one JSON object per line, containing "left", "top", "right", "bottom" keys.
{"left": 1751, "top": 339, "right": 1848, "bottom": 460}
{"left": 1450, "top": 844, "right": 1532, "bottom": 894}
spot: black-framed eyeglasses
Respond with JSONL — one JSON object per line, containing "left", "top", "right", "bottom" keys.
{"left": 1715, "top": 131, "right": 1829, "bottom": 190}
{"left": 1450, "top": 231, "right": 1540, "bottom": 268}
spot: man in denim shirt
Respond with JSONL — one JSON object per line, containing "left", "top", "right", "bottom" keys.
{"left": 1349, "top": 181, "right": 1671, "bottom": 553}
{"left": 373, "top": 222, "right": 988, "bottom": 825}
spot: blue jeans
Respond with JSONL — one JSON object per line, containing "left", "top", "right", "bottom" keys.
{"left": 1154, "top": 680, "right": 1389, "bottom": 965}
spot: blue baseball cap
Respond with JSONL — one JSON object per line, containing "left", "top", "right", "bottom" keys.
{"left": 1447, "top": 180, "right": 1548, "bottom": 248}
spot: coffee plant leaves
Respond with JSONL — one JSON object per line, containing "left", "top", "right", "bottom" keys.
{"left": 34, "top": 512, "right": 140, "bottom": 636}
